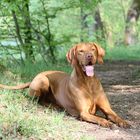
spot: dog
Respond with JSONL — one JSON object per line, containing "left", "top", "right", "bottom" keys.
{"left": 0, "top": 42, "right": 130, "bottom": 128}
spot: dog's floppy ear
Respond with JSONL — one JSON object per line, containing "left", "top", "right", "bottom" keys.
{"left": 93, "top": 43, "right": 105, "bottom": 64}
{"left": 66, "top": 45, "right": 77, "bottom": 66}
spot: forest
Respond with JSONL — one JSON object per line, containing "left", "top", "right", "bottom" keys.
{"left": 0, "top": 0, "right": 140, "bottom": 139}
{"left": 0, "top": 0, "right": 140, "bottom": 64}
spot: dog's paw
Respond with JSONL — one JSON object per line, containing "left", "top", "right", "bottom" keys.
{"left": 99, "top": 119, "right": 113, "bottom": 128}
{"left": 116, "top": 119, "right": 131, "bottom": 128}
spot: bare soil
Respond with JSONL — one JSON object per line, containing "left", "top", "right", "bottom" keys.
{"left": 78, "top": 61, "right": 140, "bottom": 140}
{"left": 1, "top": 61, "right": 140, "bottom": 140}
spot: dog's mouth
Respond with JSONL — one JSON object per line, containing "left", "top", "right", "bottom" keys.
{"left": 82, "top": 62, "right": 94, "bottom": 77}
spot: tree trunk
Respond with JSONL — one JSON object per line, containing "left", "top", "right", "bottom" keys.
{"left": 23, "top": 0, "right": 34, "bottom": 60}
{"left": 12, "top": 0, "right": 34, "bottom": 61}
{"left": 12, "top": 10, "right": 25, "bottom": 63}
{"left": 41, "top": 0, "right": 56, "bottom": 62}
{"left": 124, "top": 0, "right": 140, "bottom": 45}
{"left": 93, "top": 6, "right": 113, "bottom": 47}
{"left": 94, "top": 7, "right": 105, "bottom": 41}
{"left": 80, "top": 1, "right": 104, "bottom": 42}
{"left": 12, "top": 0, "right": 34, "bottom": 60}
{"left": 80, "top": 6, "right": 88, "bottom": 42}
{"left": 12, "top": 10, "right": 24, "bottom": 47}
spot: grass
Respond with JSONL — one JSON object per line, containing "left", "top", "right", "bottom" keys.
{"left": 0, "top": 62, "right": 95, "bottom": 140}
{"left": 105, "top": 44, "right": 140, "bottom": 61}
{"left": 0, "top": 84, "right": 94, "bottom": 140}
{"left": 0, "top": 91, "right": 82, "bottom": 139}
{"left": 0, "top": 44, "right": 140, "bottom": 139}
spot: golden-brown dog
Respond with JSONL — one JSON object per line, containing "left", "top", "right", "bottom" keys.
{"left": 0, "top": 42, "right": 130, "bottom": 128}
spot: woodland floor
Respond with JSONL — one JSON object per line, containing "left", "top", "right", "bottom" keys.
{"left": 0, "top": 61, "right": 140, "bottom": 140}
{"left": 77, "top": 61, "right": 140, "bottom": 140}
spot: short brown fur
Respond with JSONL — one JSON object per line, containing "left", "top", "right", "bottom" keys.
{"left": 0, "top": 42, "right": 130, "bottom": 128}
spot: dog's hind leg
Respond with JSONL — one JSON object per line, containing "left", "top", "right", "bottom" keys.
{"left": 28, "top": 75, "right": 50, "bottom": 98}
{"left": 28, "top": 75, "right": 57, "bottom": 106}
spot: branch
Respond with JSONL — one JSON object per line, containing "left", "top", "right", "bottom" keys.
{"left": 0, "top": 43, "right": 20, "bottom": 64}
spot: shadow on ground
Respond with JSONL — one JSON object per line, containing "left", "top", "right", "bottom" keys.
{"left": 79, "top": 60, "right": 140, "bottom": 140}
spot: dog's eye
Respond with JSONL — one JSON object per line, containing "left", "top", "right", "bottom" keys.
{"left": 92, "top": 48, "right": 95, "bottom": 51}
{"left": 79, "top": 50, "right": 84, "bottom": 53}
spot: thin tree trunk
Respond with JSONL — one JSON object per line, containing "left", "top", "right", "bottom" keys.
{"left": 94, "top": 7, "right": 105, "bottom": 41}
{"left": 12, "top": 3, "right": 34, "bottom": 61}
{"left": 80, "top": 6, "right": 88, "bottom": 42}
{"left": 45, "top": 15, "right": 55, "bottom": 60}
{"left": 93, "top": 6, "right": 113, "bottom": 47}
{"left": 41, "top": 0, "right": 56, "bottom": 62}
{"left": 12, "top": 10, "right": 26, "bottom": 63}
{"left": 124, "top": 0, "right": 140, "bottom": 45}
{"left": 12, "top": 10, "right": 24, "bottom": 47}
{"left": 23, "top": 0, "right": 34, "bottom": 60}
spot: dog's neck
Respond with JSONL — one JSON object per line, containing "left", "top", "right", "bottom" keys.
{"left": 70, "top": 67, "right": 95, "bottom": 94}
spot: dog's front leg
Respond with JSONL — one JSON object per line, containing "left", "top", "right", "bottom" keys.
{"left": 80, "top": 111, "right": 112, "bottom": 128}
{"left": 97, "top": 94, "right": 130, "bottom": 128}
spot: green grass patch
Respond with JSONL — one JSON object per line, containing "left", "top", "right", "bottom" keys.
{"left": 0, "top": 59, "right": 72, "bottom": 84}
{"left": 0, "top": 90, "right": 94, "bottom": 139}
{"left": 105, "top": 45, "right": 140, "bottom": 61}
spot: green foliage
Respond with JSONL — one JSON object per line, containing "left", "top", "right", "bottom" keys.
{"left": 1, "top": 0, "right": 140, "bottom": 65}
{"left": 105, "top": 44, "right": 140, "bottom": 60}
{"left": 101, "top": 0, "right": 132, "bottom": 44}
{"left": 12, "top": 59, "right": 71, "bottom": 79}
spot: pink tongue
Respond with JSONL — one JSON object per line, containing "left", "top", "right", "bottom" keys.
{"left": 85, "top": 66, "right": 94, "bottom": 77}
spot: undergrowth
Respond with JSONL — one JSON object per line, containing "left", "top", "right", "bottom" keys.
{"left": 105, "top": 44, "right": 140, "bottom": 60}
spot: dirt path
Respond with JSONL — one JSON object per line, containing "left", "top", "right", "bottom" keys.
{"left": 79, "top": 61, "right": 140, "bottom": 140}
{"left": 1, "top": 61, "right": 139, "bottom": 140}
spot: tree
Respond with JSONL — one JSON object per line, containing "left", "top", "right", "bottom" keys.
{"left": 0, "top": 0, "right": 57, "bottom": 63}
{"left": 94, "top": 5, "right": 105, "bottom": 42}
{"left": 79, "top": 0, "right": 102, "bottom": 42}
{"left": 3, "top": 0, "right": 34, "bottom": 61}
{"left": 22, "top": 0, "right": 34, "bottom": 60}
{"left": 124, "top": 0, "right": 140, "bottom": 45}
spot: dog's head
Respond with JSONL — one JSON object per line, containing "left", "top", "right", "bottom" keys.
{"left": 66, "top": 42, "right": 105, "bottom": 77}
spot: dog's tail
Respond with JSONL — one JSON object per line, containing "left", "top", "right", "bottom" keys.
{"left": 0, "top": 82, "right": 30, "bottom": 90}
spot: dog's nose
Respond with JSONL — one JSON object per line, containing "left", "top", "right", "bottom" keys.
{"left": 86, "top": 53, "right": 93, "bottom": 60}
